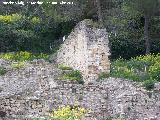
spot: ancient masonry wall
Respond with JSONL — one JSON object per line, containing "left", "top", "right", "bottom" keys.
{"left": 56, "top": 19, "right": 110, "bottom": 83}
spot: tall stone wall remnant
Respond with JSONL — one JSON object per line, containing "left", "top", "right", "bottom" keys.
{"left": 56, "top": 19, "right": 110, "bottom": 83}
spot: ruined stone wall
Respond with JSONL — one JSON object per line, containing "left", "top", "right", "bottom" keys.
{"left": 56, "top": 19, "right": 110, "bottom": 83}
{"left": 0, "top": 81, "right": 109, "bottom": 120}
{"left": 1, "top": 78, "right": 160, "bottom": 120}
{"left": 0, "top": 59, "right": 160, "bottom": 120}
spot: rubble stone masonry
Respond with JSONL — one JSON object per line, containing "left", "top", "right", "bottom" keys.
{"left": 56, "top": 19, "right": 110, "bottom": 83}
{"left": 0, "top": 59, "right": 160, "bottom": 120}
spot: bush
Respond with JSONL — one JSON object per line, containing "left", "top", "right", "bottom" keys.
{"left": 0, "top": 67, "right": 6, "bottom": 75}
{"left": 0, "top": 13, "right": 75, "bottom": 54}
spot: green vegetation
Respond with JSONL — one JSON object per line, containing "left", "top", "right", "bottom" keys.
{"left": 0, "top": 67, "right": 6, "bottom": 75}
{"left": 60, "top": 70, "right": 83, "bottom": 83}
{"left": 0, "top": 12, "right": 75, "bottom": 54}
{"left": 0, "top": 51, "right": 49, "bottom": 61}
{"left": 110, "top": 53, "right": 160, "bottom": 90}
{"left": 0, "top": 51, "right": 49, "bottom": 69}
{"left": 58, "top": 65, "right": 84, "bottom": 84}
{"left": 0, "top": 0, "right": 159, "bottom": 59}
{"left": 0, "top": 14, "right": 22, "bottom": 22}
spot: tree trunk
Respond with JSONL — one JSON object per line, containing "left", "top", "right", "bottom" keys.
{"left": 144, "top": 15, "right": 150, "bottom": 54}
{"left": 95, "top": 0, "right": 103, "bottom": 24}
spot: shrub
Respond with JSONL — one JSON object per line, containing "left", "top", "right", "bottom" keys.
{"left": 0, "top": 67, "right": 6, "bottom": 75}
{"left": 0, "top": 52, "right": 15, "bottom": 60}
{"left": 49, "top": 105, "right": 87, "bottom": 120}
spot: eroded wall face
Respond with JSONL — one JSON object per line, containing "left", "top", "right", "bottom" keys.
{"left": 56, "top": 23, "right": 88, "bottom": 77}
{"left": 86, "top": 28, "right": 110, "bottom": 82}
{"left": 56, "top": 20, "right": 110, "bottom": 83}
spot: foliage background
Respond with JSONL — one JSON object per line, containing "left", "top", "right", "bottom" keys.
{"left": 0, "top": 0, "right": 160, "bottom": 59}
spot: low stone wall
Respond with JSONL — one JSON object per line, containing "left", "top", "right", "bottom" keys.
{"left": 56, "top": 19, "right": 110, "bottom": 83}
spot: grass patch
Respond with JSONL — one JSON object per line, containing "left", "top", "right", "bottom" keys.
{"left": 0, "top": 66, "right": 7, "bottom": 75}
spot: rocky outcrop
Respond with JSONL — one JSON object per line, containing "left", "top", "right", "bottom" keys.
{"left": 56, "top": 19, "right": 110, "bottom": 83}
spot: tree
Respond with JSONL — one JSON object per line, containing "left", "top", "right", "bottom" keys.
{"left": 128, "top": 0, "right": 159, "bottom": 54}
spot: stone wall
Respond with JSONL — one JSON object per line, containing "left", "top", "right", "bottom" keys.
{"left": 56, "top": 19, "right": 110, "bottom": 83}
{"left": 0, "top": 81, "right": 109, "bottom": 120}
{"left": 0, "top": 59, "right": 160, "bottom": 120}
{"left": 1, "top": 78, "right": 160, "bottom": 120}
